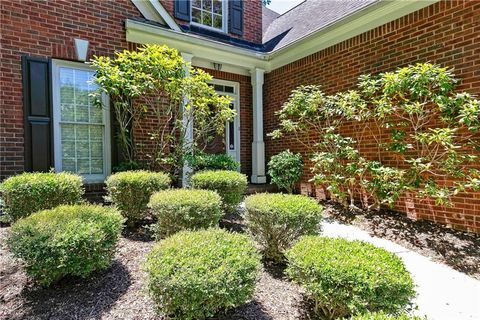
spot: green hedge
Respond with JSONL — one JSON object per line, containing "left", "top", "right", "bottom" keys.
{"left": 105, "top": 170, "right": 171, "bottom": 226}
{"left": 267, "top": 150, "right": 303, "bottom": 193}
{"left": 286, "top": 236, "right": 415, "bottom": 319}
{"left": 190, "top": 170, "right": 247, "bottom": 213}
{"left": 148, "top": 189, "right": 222, "bottom": 238}
{"left": 144, "top": 229, "right": 261, "bottom": 320}
{"left": 0, "top": 172, "right": 84, "bottom": 222}
{"left": 185, "top": 152, "right": 240, "bottom": 172}
{"left": 7, "top": 204, "right": 124, "bottom": 286}
{"left": 244, "top": 193, "right": 323, "bottom": 262}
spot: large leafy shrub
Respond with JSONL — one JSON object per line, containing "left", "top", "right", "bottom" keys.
{"left": 268, "top": 150, "right": 303, "bottom": 193}
{"left": 148, "top": 189, "right": 222, "bottom": 238}
{"left": 271, "top": 63, "right": 480, "bottom": 209}
{"left": 286, "top": 236, "right": 415, "bottom": 319}
{"left": 105, "top": 170, "right": 170, "bottom": 227}
{"left": 190, "top": 170, "right": 247, "bottom": 213}
{"left": 0, "top": 172, "right": 83, "bottom": 222}
{"left": 244, "top": 193, "right": 323, "bottom": 262}
{"left": 91, "top": 44, "right": 234, "bottom": 180}
{"left": 185, "top": 152, "right": 240, "bottom": 172}
{"left": 7, "top": 204, "right": 124, "bottom": 286}
{"left": 144, "top": 229, "right": 261, "bottom": 320}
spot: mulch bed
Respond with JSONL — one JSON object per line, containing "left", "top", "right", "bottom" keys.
{"left": 321, "top": 201, "right": 480, "bottom": 280}
{"left": 1, "top": 204, "right": 478, "bottom": 319}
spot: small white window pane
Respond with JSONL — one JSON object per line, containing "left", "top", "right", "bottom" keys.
{"left": 75, "top": 105, "right": 89, "bottom": 122}
{"left": 203, "top": 11, "right": 212, "bottom": 26}
{"left": 192, "top": 0, "right": 201, "bottom": 9}
{"left": 77, "top": 159, "right": 90, "bottom": 174}
{"left": 76, "top": 141, "right": 89, "bottom": 159}
{"left": 63, "top": 158, "right": 76, "bottom": 172}
{"left": 91, "top": 141, "right": 103, "bottom": 158}
{"left": 213, "top": 0, "right": 222, "bottom": 14}
{"left": 213, "top": 14, "right": 222, "bottom": 29}
{"left": 62, "top": 142, "right": 75, "bottom": 158}
{"left": 91, "top": 160, "right": 104, "bottom": 174}
{"left": 61, "top": 104, "right": 75, "bottom": 121}
{"left": 202, "top": 0, "right": 211, "bottom": 11}
{"left": 90, "top": 106, "right": 103, "bottom": 123}
{"left": 61, "top": 124, "right": 75, "bottom": 140}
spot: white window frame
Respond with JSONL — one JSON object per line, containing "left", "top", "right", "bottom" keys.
{"left": 191, "top": 0, "right": 228, "bottom": 33}
{"left": 52, "top": 59, "right": 111, "bottom": 183}
{"left": 209, "top": 79, "right": 240, "bottom": 165}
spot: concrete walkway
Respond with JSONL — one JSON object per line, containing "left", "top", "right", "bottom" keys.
{"left": 321, "top": 220, "right": 480, "bottom": 320}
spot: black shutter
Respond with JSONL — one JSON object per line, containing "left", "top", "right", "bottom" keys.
{"left": 174, "top": 0, "right": 191, "bottom": 21}
{"left": 229, "top": 0, "right": 244, "bottom": 36}
{"left": 22, "top": 56, "right": 53, "bottom": 172}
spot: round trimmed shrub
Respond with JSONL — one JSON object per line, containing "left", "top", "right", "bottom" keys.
{"left": 268, "top": 150, "right": 303, "bottom": 193}
{"left": 244, "top": 193, "right": 323, "bottom": 262}
{"left": 351, "top": 312, "right": 425, "bottom": 320}
{"left": 0, "top": 172, "right": 84, "bottom": 222}
{"left": 6, "top": 204, "right": 124, "bottom": 286}
{"left": 286, "top": 236, "right": 416, "bottom": 319}
{"left": 185, "top": 152, "right": 240, "bottom": 172}
{"left": 144, "top": 229, "right": 261, "bottom": 320}
{"left": 190, "top": 170, "right": 247, "bottom": 213}
{"left": 148, "top": 189, "right": 222, "bottom": 238}
{"left": 105, "top": 170, "right": 171, "bottom": 226}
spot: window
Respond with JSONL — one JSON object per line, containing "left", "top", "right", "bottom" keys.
{"left": 191, "top": 0, "right": 226, "bottom": 31}
{"left": 52, "top": 60, "right": 110, "bottom": 182}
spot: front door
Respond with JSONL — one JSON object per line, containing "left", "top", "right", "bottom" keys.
{"left": 211, "top": 80, "right": 240, "bottom": 164}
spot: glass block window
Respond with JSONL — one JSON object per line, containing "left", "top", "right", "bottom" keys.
{"left": 55, "top": 65, "right": 109, "bottom": 180}
{"left": 191, "top": 0, "right": 225, "bottom": 31}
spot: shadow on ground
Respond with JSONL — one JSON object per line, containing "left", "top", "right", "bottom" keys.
{"left": 323, "top": 201, "right": 480, "bottom": 279}
{"left": 6, "top": 261, "right": 131, "bottom": 320}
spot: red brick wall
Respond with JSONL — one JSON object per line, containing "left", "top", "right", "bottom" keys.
{"left": 200, "top": 68, "right": 253, "bottom": 177}
{"left": 160, "top": 0, "right": 263, "bottom": 44}
{"left": 0, "top": 0, "right": 142, "bottom": 180}
{"left": 264, "top": 0, "right": 480, "bottom": 233}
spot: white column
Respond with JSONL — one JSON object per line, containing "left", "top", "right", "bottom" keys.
{"left": 181, "top": 52, "right": 194, "bottom": 187}
{"left": 251, "top": 68, "right": 266, "bottom": 184}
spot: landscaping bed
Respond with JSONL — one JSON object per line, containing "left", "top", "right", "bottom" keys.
{"left": 321, "top": 202, "right": 480, "bottom": 280}
{"left": 0, "top": 225, "right": 310, "bottom": 320}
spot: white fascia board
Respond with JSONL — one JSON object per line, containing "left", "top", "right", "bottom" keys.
{"left": 267, "top": 0, "right": 441, "bottom": 70}
{"left": 126, "top": 19, "right": 268, "bottom": 71}
{"left": 131, "top": 0, "right": 181, "bottom": 31}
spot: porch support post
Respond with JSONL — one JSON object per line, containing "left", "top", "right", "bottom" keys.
{"left": 181, "top": 52, "right": 194, "bottom": 187}
{"left": 250, "top": 68, "right": 266, "bottom": 184}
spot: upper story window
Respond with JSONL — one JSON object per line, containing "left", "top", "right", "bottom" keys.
{"left": 191, "top": 0, "right": 226, "bottom": 32}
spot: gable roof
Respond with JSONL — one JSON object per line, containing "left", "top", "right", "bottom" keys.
{"left": 263, "top": 0, "right": 378, "bottom": 51}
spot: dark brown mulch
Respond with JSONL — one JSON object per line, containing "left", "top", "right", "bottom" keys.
{"left": 0, "top": 221, "right": 310, "bottom": 320}
{"left": 322, "top": 201, "right": 480, "bottom": 280}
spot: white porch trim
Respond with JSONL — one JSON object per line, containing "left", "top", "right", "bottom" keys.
{"left": 181, "top": 52, "right": 194, "bottom": 187}
{"left": 250, "top": 68, "right": 266, "bottom": 184}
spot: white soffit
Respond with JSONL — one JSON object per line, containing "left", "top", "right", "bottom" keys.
{"left": 131, "top": 0, "right": 181, "bottom": 31}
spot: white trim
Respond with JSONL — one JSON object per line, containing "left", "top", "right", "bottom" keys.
{"left": 181, "top": 52, "right": 194, "bottom": 187}
{"left": 131, "top": 0, "right": 181, "bottom": 31}
{"left": 52, "top": 59, "right": 111, "bottom": 183}
{"left": 209, "top": 78, "right": 241, "bottom": 165}
{"left": 250, "top": 68, "right": 266, "bottom": 184}
{"left": 126, "top": 0, "right": 440, "bottom": 73}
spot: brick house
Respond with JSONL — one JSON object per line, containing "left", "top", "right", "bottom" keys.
{"left": 1, "top": 0, "right": 479, "bottom": 232}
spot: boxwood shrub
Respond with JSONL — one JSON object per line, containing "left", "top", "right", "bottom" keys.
{"left": 105, "top": 170, "right": 171, "bottom": 226}
{"left": 144, "top": 229, "right": 261, "bottom": 320}
{"left": 185, "top": 152, "right": 240, "bottom": 172}
{"left": 286, "top": 236, "right": 416, "bottom": 319}
{"left": 6, "top": 204, "right": 124, "bottom": 286}
{"left": 0, "top": 172, "right": 84, "bottom": 222}
{"left": 148, "top": 189, "right": 222, "bottom": 238}
{"left": 244, "top": 193, "right": 323, "bottom": 262}
{"left": 190, "top": 170, "right": 247, "bottom": 213}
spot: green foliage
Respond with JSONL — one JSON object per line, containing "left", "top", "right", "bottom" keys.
{"left": 7, "top": 204, "right": 124, "bottom": 286}
{"left": 286, "top": 236, "right": 415, "bottom": 319}
{"left": 91, "top": 44, "right": 235, "bottom": 180}
{"left": 105, "top": 170, "right": 171, "bottom": 226}
{"left": 350, "top": 312, "right": 426, "bottom": 320}
{"left": 268, "top": 150, "right": 303, "bottom": 193}
{"left": 244, "top": 193, "right": 323, "bottom": 262}
{"left": 271, "top": 63, "right": 480, "bottom": 209}
{"left": 185, "top": 152, "right": 240, "bottom": 172}
{"left": 190, "top": 170, "right": 248, "bottom": 213}
{"left": 148, "top": 189, "right": 222, "bottom": 238}
{"left": 144, "top": 229, "right": 261, "bottom": 320}
{"left": 0, "top": 172, "right": 84, "bottom": 222}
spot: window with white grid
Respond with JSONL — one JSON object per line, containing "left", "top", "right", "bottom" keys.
{"left": 53, "top": 61, "right": 110, "bottom": 182}
{"left": 191, "top": 0, "right": 226, "bottom": 31}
